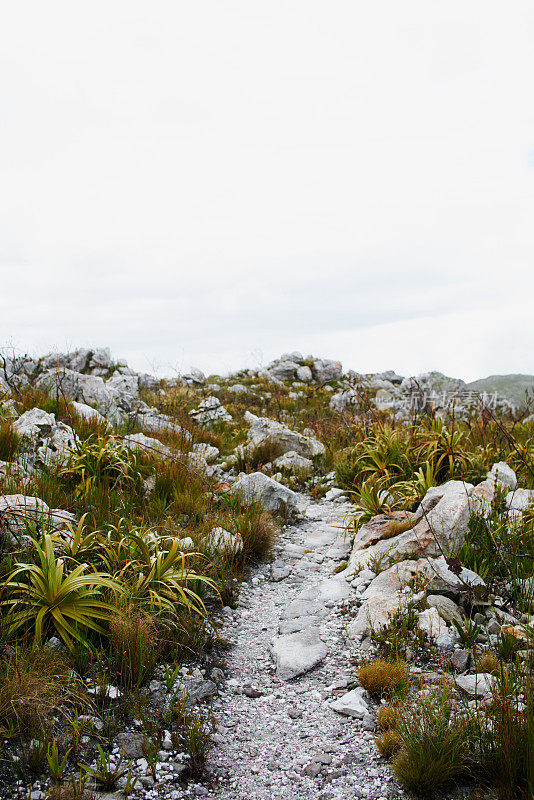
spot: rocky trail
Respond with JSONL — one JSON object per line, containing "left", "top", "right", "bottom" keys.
{"left": 206, "top": 496, "right": 405, "bottom": 800}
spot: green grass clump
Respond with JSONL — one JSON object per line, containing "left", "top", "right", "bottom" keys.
{"left": 0, "top": 420, "right": 20, "bottom": 461}
{"left": 391, "top": 685, "right": 471, "bottom": 796}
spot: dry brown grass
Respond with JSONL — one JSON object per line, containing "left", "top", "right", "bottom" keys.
{"left": 376, "top": 702, "right": 399, "bottom": 731}
{"left": 476, "top": 652, "right": 501, "bottom": 676}
{"left": 375, "top": 728, "right": 403, "bottom": 758}
{"left": 45, "top": 782, "right": 96, "bottom": 800}
{"left": 234, "top": 508, "right": 277, "bottom": 560}
{"left": 0, "top": 646, "right": 80, "bottom": 735}
{"left": 358, "top": 658, "right": 411, "bottom": 699}
{"left": 0, "top": 420, "right": 20, "bottom": 461}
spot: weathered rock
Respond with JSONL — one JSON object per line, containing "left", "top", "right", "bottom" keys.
{"left": 36, "top": 369, "right": 126, "bottom": 422}
{"left": 207, "top": 526, "right": 243, "bottom": 553}
{"left": 487, "top": 462, "right": 517, "bottom": 491}
{"left": 450, "top": 649, "right": 471, "bottom": 672}
{"left": 312, "top": 359, "right": 342, "bottom": 383}
{"left": 350, "top": 481, "right": 476, "bottom": 575}
{"left": 427, "top": 594, "right": 462, "bottom": 625}
{"left": 271, "top": 627, "right": 328, "bottom": 680}
{"left": 296, "top": 365, "right": 312, "bottom": 382}
{"left": 182, "top": 367, "right": 206, "bottom": 385}
{"left": 470, "top": 479, "right": 495, "bottom": 516}
{"left": 231, "top": 472, "right": 299, "bottom": 515}
{"left": 273, "top": 451, "right": 314, "bottom": 475}
{"left": 417, "top": 607, "right": 447, "bottom": 640}
{"left": 270, "top": 561, "right": 291, "bottom": 582}
{"left": 455, "top": 673, "right": 496, "bottom": 698}
{"left": 191, "top": 442, "right": 220, "bottom": 463}
{"left": 425, "top": 556, "right": 486, "bottom": 596}
{"left": 315, "top": 578, "right": 351, "bottom": 602}
{"left": 71, "top": 401, "right": 110, "bottom": 428}
{"left": 506, "top": 488, "right": 534, "bottom": 511}
{"left": 0, "top": 495, "right": 76, "bottom": 537}
{"left": 348, "top": 593, "right": 417, "bottom": 638}
{"left": 135, "top": 409, "right": 192, "bottom": 441}
{"left": 360, "top": 560, "right": 423, "bottom": 600}
{"left": 243, "top": 413, "right": 324, "bottom": 460}
{"left": 330, "top": 687, "right": 369, "bottom": 718}
{"left": 14, "top": 408, "right": 80, "bottom": 467}
{"left": 268, "top": 361, "right": 300, "bottom": 381}
{"left": 189, "top": 396, "right": 232, "bottom": 426}
{"left": 106, "top": 373, "right": 139, "bottom": 400}
{"left": 123, "top": 432, "right": 171, "bottom": 458}
{"left": 325, "top": 487, "right": 345, "bottom": 502}
{"left": 330, "top": 389, "right": 360, "bottom": 413}
{"left": 351, "top": 511, "right": 415, "bottom": 553}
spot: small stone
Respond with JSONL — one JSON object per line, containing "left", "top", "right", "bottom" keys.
{"left": 330, "top": 687, "right": 369, "bottom": 718}
{"left": 302, "top": 762, "right": 323, "bottom": 778}
{"left": 243, "top": 685, "right": 263, "bottom": 698}
{"left": 451, "top": 649, "right": 471, "bottom": 672}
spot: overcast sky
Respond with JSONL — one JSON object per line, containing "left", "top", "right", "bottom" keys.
{"left": 1, "top": 1, "right": 533, "bottom": 380}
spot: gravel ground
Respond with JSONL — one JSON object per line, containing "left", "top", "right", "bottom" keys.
{"left": 203, "top": 495, "right": 407, "bottom": 800}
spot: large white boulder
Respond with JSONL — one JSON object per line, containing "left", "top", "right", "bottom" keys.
{"left": 13, "top": 408, "right": 80, "bottom": 467}
{"left": 231, "top": 472, "right": 299, "bottom": 515}
{"left": 243, "top": 413, "right": 324, "bottom": 460}
{"left": 312, "top": 359, "right": 342, "bottom": 383}
{"left": 268, "top": 360, "right": 300, "bottom": 381}
{"left": 35, "top": 369, "right": 125, "bottom": 423}
{"left": 506, "top": 488, "right": 534, "bottom": 511}
{"left": 487, "top": 462, "right": 517, "bottom": 491}
{"left": 347, "top": 479, "right": 474, "bottom": 573}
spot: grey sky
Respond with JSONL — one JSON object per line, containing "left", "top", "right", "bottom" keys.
{"left": 1, "top": 1, "right": 533, "bottom": 379}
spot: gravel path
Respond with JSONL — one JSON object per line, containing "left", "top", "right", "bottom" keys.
{"left": 206, "top": 496, "right": 407, "bottom": 800}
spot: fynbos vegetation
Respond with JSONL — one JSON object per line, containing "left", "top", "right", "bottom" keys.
{"left": 0, "top": 347, "right": 533, "bottom": 799}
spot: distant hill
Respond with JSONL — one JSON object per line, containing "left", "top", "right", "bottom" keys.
{"left": 466, "top": 374, "right": 534, "bottom": 407}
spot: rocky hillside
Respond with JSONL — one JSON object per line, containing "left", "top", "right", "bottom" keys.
{"left": 0, "top": 347, "right": 533, "bottom": 800}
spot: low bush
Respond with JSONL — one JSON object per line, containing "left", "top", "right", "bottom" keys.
{"left": 375, "top": 728, "right": 402, "bottom": 758}
{"left": 358, "top": 658, "right": 411, "bottom": 699}
{"left": 391, "top": 684, "right": 471, "bottom": 796}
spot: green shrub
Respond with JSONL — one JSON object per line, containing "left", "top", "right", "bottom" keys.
{"left": 1, "top": 533, "right": 119, "bottom": 648}
{"left": 109, "top": 602, "right": 161, "bottom": 690}
{"left": 391, "top": 685, "right": 471, "bottom": 796}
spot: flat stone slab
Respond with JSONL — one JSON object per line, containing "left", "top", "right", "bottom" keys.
{"left": 315, "top": 578, "right": 351, "bottom": 602}
{"left": 304, "top": 527, "right": 338, "bottom": 548}
{"left": 330, "top": 687, "right": 370, "bottom": 718}
{"left": 279, "top": 616, "right": 319, "bottom": 635}
{"left": 271, "top": 628, "right": 328, "bottom": 680}
{"left": 281, "top": 599, "right": 323, "bottom": 620}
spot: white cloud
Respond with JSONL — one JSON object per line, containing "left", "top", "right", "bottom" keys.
{"left": 1, "top": 1, "right": 533, "bottom": 379}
